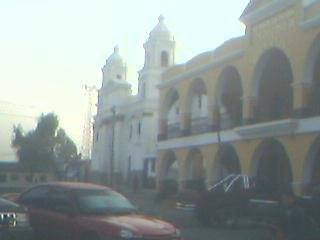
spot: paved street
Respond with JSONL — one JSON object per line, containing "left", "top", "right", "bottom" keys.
{"left": 0, "top": 185, "right": 277, "bottom": 240}
{"left": 117, "top": 186, "right": 276, "bottom": 240}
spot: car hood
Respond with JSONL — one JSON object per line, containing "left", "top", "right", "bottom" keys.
{"left": 0, "top": 198, "right": 26, "bottom": 212}
{"left": 90, "top": 214, "right": 176, "bottom": 235}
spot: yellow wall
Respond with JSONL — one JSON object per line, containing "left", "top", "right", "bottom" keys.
{"left": 157, "top": 2, "right": 320, "bottom": 195}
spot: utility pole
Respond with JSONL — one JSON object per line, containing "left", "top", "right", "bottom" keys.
{"left": 110, "top": 106, "right": 116, "bottom": 187}
{"left": 217, "top": 109, "right": 221, "bottom": 147}
{"left": 216, "top": 106, "right": 223, "bottom": 180}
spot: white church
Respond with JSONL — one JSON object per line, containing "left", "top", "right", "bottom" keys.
{"left": 91, "top": 16, "right": 176, "bottom": 185}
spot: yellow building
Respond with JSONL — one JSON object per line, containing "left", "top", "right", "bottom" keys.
{"left": 156, "top": 0, "right": 320, "bottom": 196}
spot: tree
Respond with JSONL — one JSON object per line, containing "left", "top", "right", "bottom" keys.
{"left": 55, "top": 129, "right": 79, "bottom": 162}
{"left": 12, "top": 113, "right": 79, "bottom": 179}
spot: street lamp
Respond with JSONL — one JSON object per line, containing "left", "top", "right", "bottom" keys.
{"left": 217, "top": 107, "right": 222, "bottom": 148}
{"left": 215, "top": 105, "right": 223, "bottom": 180}
{"left": 110, "top": 106, "right": 116, "bottom": 187}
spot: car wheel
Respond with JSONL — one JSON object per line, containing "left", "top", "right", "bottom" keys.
{"left": 195, "top": 205, "right": 212, "bottom": 227}
{"left": 215, "top": 208, "right": 239, "bottom": 228}
{"left": 207, "top": 214, "right": 221, "bottom": 227}
{"left": 81, "top": 232, "right": 100, "bottom": 240}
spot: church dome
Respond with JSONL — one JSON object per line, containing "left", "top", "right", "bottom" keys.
{"left": 149, "top": 15, "right": 173, "bottom": 41}
{"left": 106, "top": 46, "right": 124, "bottom": 67}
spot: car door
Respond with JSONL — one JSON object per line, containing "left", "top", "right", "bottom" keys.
{"left": 225, "top": 176, "right": 249, "bottom": 208}
{"left": 18, "top": 185, "right": 51, "bottom": 237}
{"left": 45, "top": 187, "right": 77, "bottom": 240}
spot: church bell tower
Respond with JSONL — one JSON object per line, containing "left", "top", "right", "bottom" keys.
{"left": 138, "top": 15, "right": 176, "bottom": 100}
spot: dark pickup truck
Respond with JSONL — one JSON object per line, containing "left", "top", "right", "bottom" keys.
{"left": 195, "top": 174, "right": 320, "bottom": 228}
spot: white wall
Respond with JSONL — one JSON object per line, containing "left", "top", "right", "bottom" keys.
{"left": 191, "top": 94, "right": 208, "bottom": 119}
{"left": 167, "top": 101, "right": 180, "bottom": 125}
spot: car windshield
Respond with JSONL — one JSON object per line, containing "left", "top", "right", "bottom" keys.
{"left": 75, "top": 189, "right": 137, "bottom": 214}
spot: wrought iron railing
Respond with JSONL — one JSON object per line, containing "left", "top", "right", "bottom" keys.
{"left": 167, "top": 123, "right": 181, "bottom": 139}
{"left": 191, "top": 117, "right": 209, "bottom": 135}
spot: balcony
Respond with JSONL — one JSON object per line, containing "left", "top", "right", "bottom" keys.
{"left": 235, "top": 119, "right": 298, "bottom": 139}
{"left": 167, "top": 123, "right": 181, "bottom": 139}
{"left": 191, "top": 117, "right": 209, "bottom": 135}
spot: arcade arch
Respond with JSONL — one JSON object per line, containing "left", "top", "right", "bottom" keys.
{"left": 305, "top": 34, "right": 320, "bottom": 116}
{"left": 184, "top": 148, "right": 205, "bottom": 190}
{"left": 161, "top": 88, "right": 180, "bottom": 138}
{"left": 216, "top": 66, "right": 243, "bottom": 129}
{"left": 213, "top": 143, "right": 241, "bottom": 182}
{"left": 160, "top": 150, "right": 179, "bottom": 182}
{"left": 252, "top": 48, "right": 293, "bottom": 123}
{"left": 186, "top": 78, "right": 209, "bottom": 134}
{"left": 251, "top": 138, "right": 293, "bottom": 194}
{"left": 304, "top": 136, "right": 320, "bottom": 194}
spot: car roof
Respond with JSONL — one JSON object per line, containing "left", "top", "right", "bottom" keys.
{"left": 33, "top": 181, "right": 110, "bottom": 191}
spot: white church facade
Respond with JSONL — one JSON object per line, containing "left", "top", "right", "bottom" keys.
{"left": 91, "top": 16, "right": 175, "bottom": 186}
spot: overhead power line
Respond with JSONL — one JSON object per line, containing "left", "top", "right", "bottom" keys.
{"left": 0, "top": 100, "right": 39, "bottom": 119}
{"left": 0, "top": 112, "right": 37, "bottom": 119}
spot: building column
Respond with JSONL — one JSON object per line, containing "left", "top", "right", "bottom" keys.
{"left": 155, "top": 151, "right": 165, "bottom": 191}
{"left": 200, "top": 144, "right": 223, "bottom": 188}
{"left": 158, "top": 118, "right": 167, "bottom": 140}
{"left": 174, "top": 149, "right": 189, "bottom": 192}
{"left": 291, "top": 81, "right": 313, "bottom": 118}
{"left": 193, "top": 152, "right": 204, "bottom": 179}
{"left": 242, "top": 96, "right": 257, "bottom": 125}
{"left": 209, "top": 105, "right": 220, "bottom": 131}
{"left": 177, "top": 159, "right": 187, "bottom": 191}
{"left": 180, "top": 112, "right": 191, "bottom": 136}
{"left": 200, "top": 145, "right": 217, "bottom": 187}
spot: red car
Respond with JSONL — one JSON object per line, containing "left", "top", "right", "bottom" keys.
{"left": 15, "top": 182, "right": 182, "bottom": 240}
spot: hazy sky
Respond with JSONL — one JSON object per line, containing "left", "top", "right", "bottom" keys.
{"left": 0, "top": 0, "right": 249, "bottom": 160}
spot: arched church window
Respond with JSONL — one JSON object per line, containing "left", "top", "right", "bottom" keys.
{"left": 128, "top": 156, "right": 131, "bottom": 174}
{"left": 129, "top": 124, "right": 133, "bottom": 139}
{"left": 137, "top": 121, "right": 142, "bottom": 136}
{"left": 142, "top": 82, "right": 146, "bottom": 98}
{"left": 198, "top": 94, "right": 202, "bottom": 109}
{"left": 175, "top": 107, "right": 179, "bottom": 115}
{"left": 96, "top": 131, "right": 99, "bottom": 142}
{"left": 161, "top": 51, "right": 169, "bottom": 67}
{"left": 151, "top": 159, "right": 156, "bottom": 172}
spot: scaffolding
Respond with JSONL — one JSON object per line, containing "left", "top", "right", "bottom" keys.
{"left": 81, "top": 85, "right": 97, "bottom": 160}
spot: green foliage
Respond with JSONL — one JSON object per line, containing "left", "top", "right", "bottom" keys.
{"left": 55, "top": 128, "right": 79, "bottom": 163}
{"left": 11, "top": 113, "right": 79, "bottom": 175}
